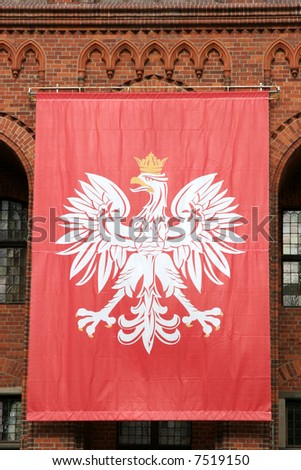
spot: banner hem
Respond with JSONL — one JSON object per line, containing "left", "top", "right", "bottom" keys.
{"left": 27, "top": 411, "right": 271, "bottom": 422}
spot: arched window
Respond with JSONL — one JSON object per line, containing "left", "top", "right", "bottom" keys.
{"left": 0, "top": 141, "right": 28, "bottom": 304}
{"left": 280, "top": 148, "right": 301, "bottom": 306}
{"left": 279, "top": 146, "right": 301, "bottom": 449}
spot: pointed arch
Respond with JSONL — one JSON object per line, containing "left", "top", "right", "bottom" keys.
{"left": 167, "top": 40, "right": 198, "bottom": 79}
{"left": 77, "top": 40, "right": 110, "bottom": 81}
{"left": 293, "top": 42, "right": 301, "bottom": 78}
{"left": 271, "top": 115, "right": 301, "bottom": 192}
{"left": 15, "top": 40, "right": 46, "bottom": 81}
{"left": 110, "top": 41, "right": 140, "bottom": 78}
{"left": 0, "top": 40, "right": 16, "bottom": 71}
{"left": 263, "top": 40, "right": 295, "bottom": 82}
{"left": 271, "top": 127, "right": 301, "bottom": 389}
{"left": 138, "top": 41, "right": 169, "bottom": 77}
{"left": 0, "top": 115, "right": 34, "bottom": 193}
{"left": 199, "top": 40, "right": 231, "bottom": 83}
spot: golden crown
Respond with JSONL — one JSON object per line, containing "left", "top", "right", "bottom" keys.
{"left": 134, "top": 152, "right": 168, "bottom": 174}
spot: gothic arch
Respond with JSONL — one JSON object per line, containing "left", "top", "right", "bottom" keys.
{"left": 0, "top": 39, "right": 16, "bottom": 74}
{"left": 271, "top": 114, "right": 301, "bottom": 192}
{"left": 0, "top": 118, "right": 34, "bottom": 316}
{"left": 293, "top": 43, "right": 301, "bottom": 78}
{"left": 110, "top": 41, "right": 140, "bottom": 79}
{"left": 199, "top": 40, "right": 232, "bottom": 84}
{"left": 167, "top": 40, "right": 198, "bottom": 79}
{"left": 263, "top": 39, "right": 295, "bottom": 83}
{"left": 77, "top": 40, "right": 110, "bottom": 81}
{"left": 14, "top": 40, "right": 46, "bottom": 81}
{"left": 270, "top": 116, "right": 301, "bottom": 381}
{"left": 0, "top": 115, "right": 35, "bottom": 193}
{"left": 138, "top": 41, "right": 169, "bottom": 77}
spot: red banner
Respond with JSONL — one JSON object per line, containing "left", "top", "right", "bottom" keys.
{"left": 27, "top": 93, "right": 270, "bottom": 421}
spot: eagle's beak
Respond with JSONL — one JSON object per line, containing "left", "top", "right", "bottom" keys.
{"left": 130, "top": 176, "right": 154, "bottom": 193}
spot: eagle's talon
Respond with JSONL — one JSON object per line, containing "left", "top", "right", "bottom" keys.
{"left": 76, "top": 309, "right": 116, "bottom": 337}
{"left": 182, "top": 307, "right": 222, "bottom": 336}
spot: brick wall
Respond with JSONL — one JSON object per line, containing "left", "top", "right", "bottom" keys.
{"left": 0, "top": 1, "right": 301, "bottom": 450}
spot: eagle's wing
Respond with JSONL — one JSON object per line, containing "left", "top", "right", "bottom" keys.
{"left": 56, "top": 173, "right": 134, "bottom": 292}
{"left": 165, "top": 173, "right": 244, "bottom": 292}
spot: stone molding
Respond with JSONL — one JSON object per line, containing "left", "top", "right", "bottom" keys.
{"left": 1, "top": 3, "right": 301, "bottom": 31}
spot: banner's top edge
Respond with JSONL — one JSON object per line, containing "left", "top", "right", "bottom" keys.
{"left": 36, "top": 92, "right": 269, "bottom": 101}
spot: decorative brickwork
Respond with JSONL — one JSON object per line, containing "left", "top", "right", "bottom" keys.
{"left": 264, "top": 40, "right": 295, "bottom": 83}
{"left": 77, "top": 39, "right": 231, "bottom": 84}
{"left": 0, "top": 39, "right": 46, "bottom": 81}
{"left": 78, "top": 40, "right": 110, "bottom": 81}
{"left": 199, "top": 40, "right": 231, "bottom": 85}
{"left": 279, "top": 360, "right": 301, "bottom": 384}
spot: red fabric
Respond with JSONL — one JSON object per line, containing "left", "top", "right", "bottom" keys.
{"left": 27, "top": 93, "right": 270, "bottom": 421}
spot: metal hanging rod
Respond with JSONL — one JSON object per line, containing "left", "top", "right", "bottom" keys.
{"left": 28, "top": 83, "right": 280, "bottom": 101}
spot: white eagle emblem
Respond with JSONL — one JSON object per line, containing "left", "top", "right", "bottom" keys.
{"left": 57, "top": 153, "right": 244, "bottom": 353}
